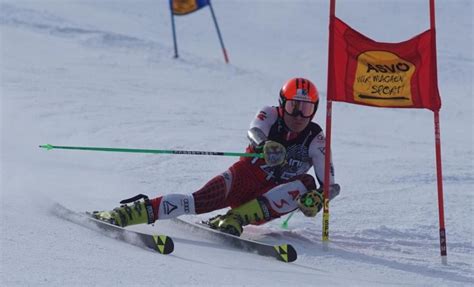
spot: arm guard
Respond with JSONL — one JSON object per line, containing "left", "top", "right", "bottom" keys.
{"left": 247, "top": 127, "right": 268, "bottom": 148}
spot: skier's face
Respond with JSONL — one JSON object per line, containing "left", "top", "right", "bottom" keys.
{"left": 283, "top": 113, "right": 311, "bottom": 133}
{"left": 282, "top": 100, "right": 314, "bottom": 132}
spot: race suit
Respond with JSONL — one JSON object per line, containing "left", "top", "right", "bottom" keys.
{"left": 153, "top": 106, "right": 335, "bottom": 221}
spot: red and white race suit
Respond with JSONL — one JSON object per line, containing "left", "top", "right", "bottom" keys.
{"left": 153, "top": 106, "right": 335, "bottom": 221}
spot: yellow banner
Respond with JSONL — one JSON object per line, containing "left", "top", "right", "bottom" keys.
{"left": 353, "top": 51, "right": 415, "bottom": 107}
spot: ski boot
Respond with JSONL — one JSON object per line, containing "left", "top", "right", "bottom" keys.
{"left": 207, "top": 198, "right": 270, "bottom": 237}
{"left": 92, "top": 194, "right": 155, "bottom": 227}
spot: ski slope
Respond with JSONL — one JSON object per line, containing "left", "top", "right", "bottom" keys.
{"left": 1, "top": 0, "right": 472, "bottom": 286}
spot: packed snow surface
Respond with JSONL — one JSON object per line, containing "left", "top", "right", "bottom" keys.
{"left": 1, "top": 0, "right": 472, "bottom": 286}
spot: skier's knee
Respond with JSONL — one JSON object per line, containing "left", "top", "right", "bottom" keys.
{"left": 293, "top": 174, "right": 316, "bottom": 191}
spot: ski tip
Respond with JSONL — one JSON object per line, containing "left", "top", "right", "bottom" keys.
{"left": 152, "top": 235, "right": 174, "bottom": 255}
{"left": 274, "top": 244, "right": 297, "bottom": 263}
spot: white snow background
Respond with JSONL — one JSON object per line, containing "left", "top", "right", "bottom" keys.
{"left": 1, "top": 0, "right": 472, "bottom": 286}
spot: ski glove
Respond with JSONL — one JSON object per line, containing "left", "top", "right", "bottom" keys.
{"left": 263, "top": 140, "right": 286, "bottom": 167}
{"left": 297, "top": 190, "right": 324, "bottom": 217}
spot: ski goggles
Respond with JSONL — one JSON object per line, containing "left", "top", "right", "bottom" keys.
{"left": 283, "top": 100, "right": 316, "bottom": 118}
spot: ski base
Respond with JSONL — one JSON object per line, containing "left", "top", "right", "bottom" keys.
{"left": 174, "top": 218, "right": 297, "bottom": 263}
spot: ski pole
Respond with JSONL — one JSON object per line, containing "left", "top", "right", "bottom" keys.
{"left": 39, "top": 144, "right": 264, "bottom": 158}
{"left": 280, "top": 211, "right": 295, "bottom": 229}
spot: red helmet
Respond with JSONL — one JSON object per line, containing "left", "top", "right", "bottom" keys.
{"left": 279, "top": 78, "right": 319, "bottom": 118}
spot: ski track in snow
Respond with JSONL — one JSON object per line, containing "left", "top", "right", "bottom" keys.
{"left": 1, "top": 0, "right": 473, "bottom": 286}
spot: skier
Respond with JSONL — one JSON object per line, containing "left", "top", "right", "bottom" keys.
{"left": 94, "top": 77, "right": 340, "bottom": 236}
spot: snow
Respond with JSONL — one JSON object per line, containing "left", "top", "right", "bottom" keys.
{"left": 1, "top": 0, "right": 472, "bottom": 286}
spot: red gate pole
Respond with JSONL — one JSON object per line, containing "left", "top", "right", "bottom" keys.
{"left": 430, "top": 0, "right": 447, "bottom": 264}
{"left": 434, "top": 111, "right": 447, "bottom": 264}
{"left": 322, "top": 0, "right": 336, "bottom": 243}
